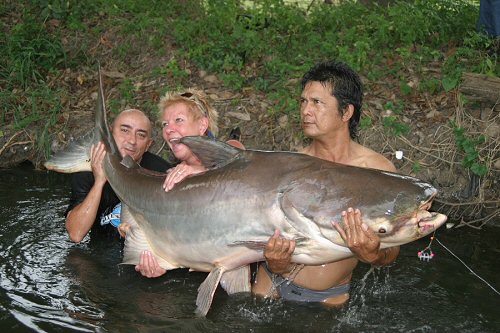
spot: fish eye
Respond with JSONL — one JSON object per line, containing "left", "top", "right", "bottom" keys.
{"left": 378, "top": 227, "right": 387, "bottom": 234}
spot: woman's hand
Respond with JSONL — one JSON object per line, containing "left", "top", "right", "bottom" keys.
{"left": 135, "top": 250, "right": 167, "bottom": 278}
{"left": 163, "top": 162, "right": 206, "bottom": 191}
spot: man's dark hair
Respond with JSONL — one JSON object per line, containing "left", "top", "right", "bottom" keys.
{"left": 301, "top": 60, "right": 363, "bottom": 139}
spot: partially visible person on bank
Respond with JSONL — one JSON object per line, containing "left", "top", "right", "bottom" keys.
{"left": 65, "top": 109, "right": 170, "bottom": 243}
{"left": 478, "top": 0, "right": 500, "bottom": 38}
{"left": 252, "top": 60, "right": 400, "bottom": 306}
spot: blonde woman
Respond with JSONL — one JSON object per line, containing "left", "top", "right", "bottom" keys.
{"left": 135, "top": 89, "right": 244, "bottom": 277}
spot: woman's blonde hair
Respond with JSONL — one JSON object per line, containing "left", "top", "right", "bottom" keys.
{"left": 158, "top": 88, "right": 219, "bottom": 137}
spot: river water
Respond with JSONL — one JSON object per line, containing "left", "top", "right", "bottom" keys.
{"left": 0, "top": 165, "right": 499, "bottom": 333}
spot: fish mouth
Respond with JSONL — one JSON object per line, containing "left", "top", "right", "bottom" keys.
{"left": 413, "top": 192, "right": 447, "bottom": 235}
{"left": 416, "top": 210, "right": 447, "bottom": 235}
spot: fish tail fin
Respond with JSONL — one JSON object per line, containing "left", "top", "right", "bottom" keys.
{"left": 44, "top": 65, "right": 121, "bottom": 173}
{"left": 196, "top": 266, "right": 225, "bottom": 317}
{"left": 220, "top": 265, "right": 251, "bottom": 294}
{"left": 95, "top": 65, "right": 120, "bottom": 158}
{"left": 43, "top": 129, "right": 95, "bottom": 173}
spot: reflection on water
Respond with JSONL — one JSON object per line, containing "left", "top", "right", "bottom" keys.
{"left": 0, "top": 165, "right": 499, "bottom": 332}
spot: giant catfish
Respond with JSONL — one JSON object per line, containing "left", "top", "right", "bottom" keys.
{"left": 45, "top": 70, "right": 447, "bottom": 316}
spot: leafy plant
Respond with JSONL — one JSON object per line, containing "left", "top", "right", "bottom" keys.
{"left": 383, "top": 115, "right": 411, "bottom": 137}
{"left": 118, "top": 79, "right": 136, "bottom": 106}
{"left": 412, "top": 161, "right": 422, "bottom": 174}
{"left": 419, "top": 78, "right": 441, "bottom": 94}
{"left": 267, "top": 88, "right": 299, "bottom": 117}
{"left": 384, "top": 101, "right": 404, "bottom": 114}
{"left": 359, "top": 115, "right": 373, "bottom": 129}
{"left": 442, "top": 76, "right": 459, "bottom": 92}
{"left": 399, "top": 81, "right": 412, "bottom": 96}
{"left": 382, "top": 101, "right": 410, "bottom": 136}
{"left": 31, "top": 0, "right": 102, "bottom": 24}
{"left": 452, "top": 121, "right": 488, "bottom": 176}
{"left": 108, "top": 99, "right": 122, "bottom": 115}
{"left": 168, "top": 58, "right": 187, "bottom": 78}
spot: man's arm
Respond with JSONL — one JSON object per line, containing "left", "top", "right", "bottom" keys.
{"left": 65, "top": 143, "right": 107, "bottom": 243}
{"left": 368, "top": 246, "right": 400, "bottom": 266}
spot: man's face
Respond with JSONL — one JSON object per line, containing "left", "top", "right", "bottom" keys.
{"left": 111, "top": 110, "right": 153, "bottom": 162}
{"left": 300, "top": 81, "right": 345, "bottom": 139}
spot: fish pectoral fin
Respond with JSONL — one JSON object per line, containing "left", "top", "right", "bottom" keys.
{"left": 121, "top": 205, "right": 176, "bottom": 270}
{"left": 196, "top": 266, "right": 226, "bottom": 317}
{"left": 231, "top": 238, "right": 308, "bottom": 250}
{"left": 220, "top": 266, "right": 251, "bottom": 295}
{"left": 121, "top": 205, "right": 151, "bottom": 265}
{"left": 154, "top": 256, "right": 177, "bottom": 271}
{"left": 280, "top": 184, "right": 324, "bottom": 238}
{"left": 229, "top": 240, "right": 267, "bottom": 250}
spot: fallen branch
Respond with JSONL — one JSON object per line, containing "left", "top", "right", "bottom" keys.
{"left": 0, "top": 131, "right": 24, "bottom": 157}
{"left": 455, "top": 209, "right": 500, "bottom": 229}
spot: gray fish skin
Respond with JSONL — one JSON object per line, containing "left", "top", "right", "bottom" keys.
{"left": 110, "top": 138, "right": 446, "bottom": 316}
{"left": 44, "top": 70, "right": 447, "bottom": 317}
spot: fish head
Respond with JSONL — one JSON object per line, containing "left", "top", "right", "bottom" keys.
{"left": 287, "top": 168, "right": 447, "bottom": 250}
{"left": 356, "top": 189, "right": 448, "bottom": 247}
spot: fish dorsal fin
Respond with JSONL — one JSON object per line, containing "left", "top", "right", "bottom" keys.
{"left": 120, "top": 155, "right": 167, "bottom": 177}
{"left": 120, "top": 155, "right": 166, "bottom": 178}
{"left": 120, "top": 155, "right": 139, "bottom": 169}
{"left": 178, "top": 136, "right": 243, "bottom": 170}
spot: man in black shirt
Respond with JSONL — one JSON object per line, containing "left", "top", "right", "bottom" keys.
{"left": 65, "top": 109, "right": 170, "bottom": 242}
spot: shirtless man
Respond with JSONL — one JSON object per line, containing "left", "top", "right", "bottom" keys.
{"left": 252, "top": 60, "right": 400, "bottom": 305}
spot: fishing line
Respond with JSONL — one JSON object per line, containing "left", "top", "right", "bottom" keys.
{"left": 423, "top": 235, "right": 500, "bottom": 296}
{"left": 417, "top": 233, "right": 435, "bottom": 262}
